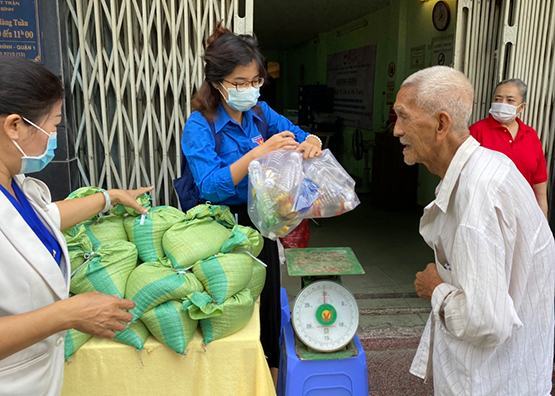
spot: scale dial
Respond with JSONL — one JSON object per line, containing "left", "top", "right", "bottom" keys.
{"left": 292, "top": 280, "right": 359, "bottom": 352}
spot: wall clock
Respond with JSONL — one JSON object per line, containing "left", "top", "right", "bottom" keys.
{"left": 433, "top": 1, "right": 451, "bottom": 31}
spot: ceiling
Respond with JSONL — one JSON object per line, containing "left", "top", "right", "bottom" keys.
{"left": 253, "top": 0, "right": 390, "bottom": 50}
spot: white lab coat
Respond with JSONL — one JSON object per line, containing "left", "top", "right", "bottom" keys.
{"left": 0, "top": 175, "right": 70, "bottom": 396}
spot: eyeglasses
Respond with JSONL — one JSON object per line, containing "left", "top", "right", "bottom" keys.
{"left": 222, "top": 77, "right": 264, "bottom": 91}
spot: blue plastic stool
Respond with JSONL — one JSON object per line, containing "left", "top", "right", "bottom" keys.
{"left": 281, "top": 287, "right": 291, "bottom": 329}
{"left": 278, "top": 288, "right": 370, "bottom": 396}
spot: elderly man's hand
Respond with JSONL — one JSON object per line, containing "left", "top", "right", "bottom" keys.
{"left": 415, "top": 263, "right": 444, "bottom": 300}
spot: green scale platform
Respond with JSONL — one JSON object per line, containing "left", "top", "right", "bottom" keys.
{"left": 278, "top": 247, "right": 370, "bottom": 395}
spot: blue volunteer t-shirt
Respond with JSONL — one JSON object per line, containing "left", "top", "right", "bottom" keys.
{"left": 181, "top": 101, "right": 309, "bottom": 205}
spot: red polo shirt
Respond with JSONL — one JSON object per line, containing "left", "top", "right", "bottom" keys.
{"left": 470, "top": 115, "right": 548, "bottom": 186}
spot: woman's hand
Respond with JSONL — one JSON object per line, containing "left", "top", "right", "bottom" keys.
{"left": 231, "top": 132, "right": 299, "bottom": 186}
{"left": 251, "top": 131, "right": 299, "bottom": 160}
{"left": 0, "top": 291, "right": 135, "bottom": 360}
{"left": 61, "top": 292, "right": 135, "bottom": 338}
{"left": 296, "top": 135, "right": 322, "bottom": 159}
{"left": 57, "top": 186, "right": 153, "bottom": 230}
{"left": 109, "top": 186, "right": 153, "bottom": 214}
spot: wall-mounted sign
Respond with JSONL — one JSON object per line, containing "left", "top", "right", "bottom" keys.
{"left": 431, "top": 35, "right": 453, "bottom": 67}
{"left": 410, "top": 45, "right": 426, "bottom": 70}
{"left": 0, "top": 0, "right": 42, "bottom": 62}
{"left": 387, "top": 62, "right": 395, "bottom": 78}
{"left": 327, "top": 45, "right": 376, "bottom": 129}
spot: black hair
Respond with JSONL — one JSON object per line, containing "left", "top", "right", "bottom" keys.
{"left": 191, "top": 23, "right": 267, "bottom": 119}
{"left": 0, "top": 56, "right": 64, "bottom": 123}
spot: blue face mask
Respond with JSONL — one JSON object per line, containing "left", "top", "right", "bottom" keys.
{"left": 221, "top": 84, "right": 260, "bottom": 112}
{"left": 12, "top": 117, "right": 57, "bottom": 174}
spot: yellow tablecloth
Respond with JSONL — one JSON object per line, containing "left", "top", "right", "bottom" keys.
{"left": 62, "top": 303, "right": 275, "bottom": 396}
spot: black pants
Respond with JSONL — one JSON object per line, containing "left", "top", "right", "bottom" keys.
{"left": 229, "top": 204, "right": 281, "bottom": 369}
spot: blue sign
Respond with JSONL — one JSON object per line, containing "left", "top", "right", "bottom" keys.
{"left": 0, "top": 0, "right": 42, "bottom": 61}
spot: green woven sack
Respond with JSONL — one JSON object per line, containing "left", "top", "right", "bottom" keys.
{"left": 64, "top": 225, "right": 94, "bottom": 272}
{"left": 124, "top": 206, "right": 186, "bottom": 262}
{"left": 162, "top": 218, "right": 231, "bottom": 269}
{"left": 220, "top": 224, "right": 264, "bottom": 257}
{"left": 186, "top": 289, "right": 254, "bottom": 344}
{"left": 246, "top": 261, "right": 266, "bottom": 299}
{"left": 70, "top": 240, "right": 138, "bottom": 297}
{"left": 141, "top": 300, "right": 197, "bottom": 354}
{"left": 64, "top": 329, "right": 92, "bottom": 360}
{"left": 125, "top": 259, "right": 203, "bottom": 320}
{"left": 184, "top": 203, "right": 236, "bottom": 227}
{"left": 183, "top": 291, "right": 223, "bottom": 319}
{"left": 63, "top": 187, "right": 128, "bottom": 265}
{"left": 64, "top": 321, "right": 149, "bottom": 360}
{"left": 63, "top": 216, "right": 127, "bottom": 271}
{"left": 66, "top": 187, "right": 102, "bottom": 200}
{"left": 192, "top": 253, "right": 254, "bottom": 305}
{"left": 114, "top": 320, "right": 150, "bottom": 350}
{"left": 111, "top": 193, "right": 152, "bottom": 216}
{"left": 65, "top": 187, "right": 107, "bottom": 222}
{"left": 86, "top": 214, "right": 127, "bottom": 244}
{"left": 66, "top": 187, "right": 152, "bottom": 217}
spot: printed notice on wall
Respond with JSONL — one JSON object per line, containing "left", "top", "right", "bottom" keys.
{"left": 327, "top": 45, "right": 376, "bottom": 129}
{"left": 431, "top": 35, "right": 454, "bottom": 67}
{"left": 0, "top": 0, "right": 42, "bottom": 61}
{"left": 410, "top": 45, "right": 426, "bottom": 70}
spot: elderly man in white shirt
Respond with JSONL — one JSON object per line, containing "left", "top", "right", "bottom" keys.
{"left": 393, "top": 65, "right": 555, "bottom": 396}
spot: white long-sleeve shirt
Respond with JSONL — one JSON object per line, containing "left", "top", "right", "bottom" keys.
{"left": 410, "top": 136, "right": 555, "bottom": 396}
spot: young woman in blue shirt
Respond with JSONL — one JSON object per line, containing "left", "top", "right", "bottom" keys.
{"left": 181, "top": 24, "right": 322, "bottom": 380}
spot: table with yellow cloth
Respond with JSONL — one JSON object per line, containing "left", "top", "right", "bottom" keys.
{"left": 62, "top": 302, "right": 275, "bottom": 396}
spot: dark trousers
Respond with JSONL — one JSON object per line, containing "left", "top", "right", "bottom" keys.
{"left": 229, "top": 204, "right": 281, "bottom": 368}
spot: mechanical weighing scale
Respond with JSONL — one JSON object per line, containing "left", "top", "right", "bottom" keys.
{"left": 277, "top": 247, "right": 369, "bottom": 396}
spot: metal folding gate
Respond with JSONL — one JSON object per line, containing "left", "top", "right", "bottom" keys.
{"left": 454, "top": 0, "right": 555, "bottom": 169}
{"left": 61, "top": 0, "right": 253, "bottom": 205}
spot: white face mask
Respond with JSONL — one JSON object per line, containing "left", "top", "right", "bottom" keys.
{"left": 489, "top": 102, "right": 521, "bottom": 124}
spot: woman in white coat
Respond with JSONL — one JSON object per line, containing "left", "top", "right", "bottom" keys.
{"left": 0, "top": 57, "right": 151, "bottom": 395}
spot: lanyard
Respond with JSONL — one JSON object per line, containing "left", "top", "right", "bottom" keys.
{"left": 0, "top": 180, "right": 62, "bottom": 265}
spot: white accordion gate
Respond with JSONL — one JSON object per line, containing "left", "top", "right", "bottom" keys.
{"left": 62, "top": 0, "right": 253, "bottom": 205}
{"left": 454, "top": 0, "right": 555, "bottom": 167}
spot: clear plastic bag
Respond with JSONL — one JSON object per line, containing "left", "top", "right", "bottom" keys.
{"left": 248, "top": 150, "right": 304, "bottom": 240}
{"left": 248, "top": 149, "right": 359, "bottom": 239}
{"left": 301, "top": 149, "right": 360, "bottom": 218}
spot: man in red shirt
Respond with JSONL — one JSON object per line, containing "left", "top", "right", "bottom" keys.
{"left": 470, "top": 79, "right": 548, "bottom": 216}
